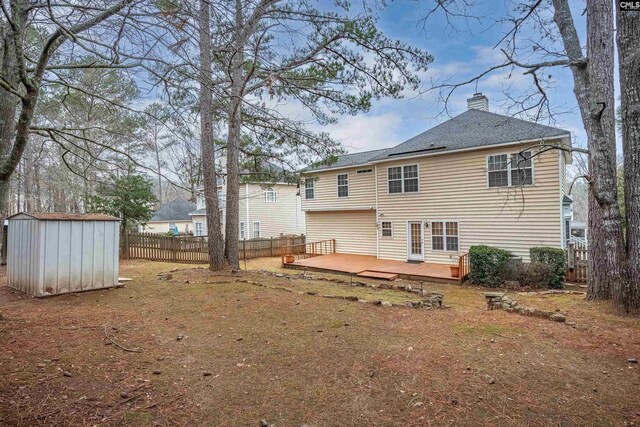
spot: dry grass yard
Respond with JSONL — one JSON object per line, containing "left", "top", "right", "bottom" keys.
{"left": 1, "top": 258, "right": 639, "bottom": 426}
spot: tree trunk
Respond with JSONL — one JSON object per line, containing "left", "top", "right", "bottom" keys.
{"left": 223, "top": 0, "right": 244, "bottom": 270}
{"left": 154, "top": 127, "right": 163, "bottom": 206}
{"left": 616, "top": 7, "right": 640, "bottom": 314}
{"left": 552, "top": 0, "right": 626, "bottom": 302}
{"left": 198, "top": 0, "right": 225, "bottom": 271}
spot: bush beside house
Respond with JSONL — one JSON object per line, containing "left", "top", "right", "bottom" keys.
{"left": 469, "top": 245, "right": 566, "bottom": 289}
{"left": 468, "top": 245, "right": 512, "bottom": 288}
{"left": 528, "top": 247, "right": 566, "bottom": 289}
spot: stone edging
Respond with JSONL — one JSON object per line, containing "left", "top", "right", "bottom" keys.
{"left": 484, "top": 292, "right": 567, "bottom": 322}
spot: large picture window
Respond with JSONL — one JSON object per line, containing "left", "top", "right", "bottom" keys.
{"left": 488, "top": 151, "right": 533, "bottom": 187}
{"left": 337, "top": 174, "right": 349, "bottom": 197}
{"left": 304, "top": 178, "right": 314, "bottom": 199}
{"left": 431, "top": 221, "right": 459, "bottom": 251}
{"left": 388, "top": 165, "right": 419, "bottom": 194}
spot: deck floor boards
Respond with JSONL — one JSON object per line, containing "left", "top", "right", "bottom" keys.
{"left": 289, "top": 253, "right": 457, "bottom": 282}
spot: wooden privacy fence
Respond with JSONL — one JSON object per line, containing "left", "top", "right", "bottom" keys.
{"left": 121, "top": 231, "right": 305, "bottom": 263}
{"left": 566, "top": 242, "right": 587, "bottom": 283}
{"left": 280, "top": 239, "right": 336, "bottom": 266}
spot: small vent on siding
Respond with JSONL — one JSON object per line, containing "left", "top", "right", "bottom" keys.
{"left": 356, "top": 168, "right": 373, "bottom": 174}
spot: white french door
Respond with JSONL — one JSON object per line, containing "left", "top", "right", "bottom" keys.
{"left": 407, "top": 221, "right": 424, "bottom": 261}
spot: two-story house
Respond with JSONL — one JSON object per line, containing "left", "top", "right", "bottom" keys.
{"left": 301, "top": 93, "right": 572, "bottom": 265}
{"left": 190, "top": 178, "right": 305, "bottom": 239}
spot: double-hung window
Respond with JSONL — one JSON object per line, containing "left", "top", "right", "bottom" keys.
{"left": 431, "top": 221, "right": 459, "bottom": 251}
{"left": 240, "top": 222, "right": 246, "bottom": 240}
{"left": 253, "top": 221, "right": 260, "bottom": 239}
{"left": 388, "top": 165, "right": 419, "bottom": 194}
{"left": 195, "top": 222, "right": 204, "bottom": 236}
{"left": 488, "top": 151, "right": 533, "bottom": 187}
{"left": 337, "top": 173, "right": 349, "bottom": 197}
{"left": 264, "top": 187, "right": 277, "bottom": 202}
{"left": 304, "top": 178, "right": 314, "bottom": 199}
{"left": 381, "top": 221, "right": 392, "bottom": 237}
{"left": 217, "top": 189, "right": 225, "bottom": 206}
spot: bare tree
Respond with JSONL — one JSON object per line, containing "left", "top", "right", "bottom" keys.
{"left": 616, "top": 6, "right": 640, "bottom": 313}
{"left": 198, "top": 0, "right": 225, "bottom": 270}
{"left": 424, "top": 0, "right": 635, "bottom": 312}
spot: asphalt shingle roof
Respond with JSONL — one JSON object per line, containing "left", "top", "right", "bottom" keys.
{"left": 189, "top": 208, "right": 206, "bottom": 216}
{"left": 150, "top": 199, "right": 196, "bottom": 222}
{"left": 370, "top": 109, "right": 570, "bottom": 162}
{"left": 305, "top": 109, "right": 570, "bottom": 172}
{"left": 305, "top": 148, "right": 389, "bottom": 172}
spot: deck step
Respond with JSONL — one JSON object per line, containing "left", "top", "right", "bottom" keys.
{"left": 356, "top": 270, "right": 399, "bottom": 280}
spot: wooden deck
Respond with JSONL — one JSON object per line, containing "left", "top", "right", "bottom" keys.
{"left": 285, "top": 253, "right": 460, "bottom": 283}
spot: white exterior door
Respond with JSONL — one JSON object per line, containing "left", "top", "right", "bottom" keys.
{"left": 407, "top": 221, "right": 424, "bottom": 261}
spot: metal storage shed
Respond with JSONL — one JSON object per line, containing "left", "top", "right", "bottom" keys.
{"left": 7, "top": 212, "right": 121, "bottom": 296}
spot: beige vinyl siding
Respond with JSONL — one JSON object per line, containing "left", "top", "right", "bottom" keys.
{"left": 301, "top": 166, "right": 376, "bottom": 211}
{"left": 305, "top": 210, "right": 377, "bottom": 255}
{"left": 376, "top": 143, "right": 563, "bottom": 263}
{"left": 141, "top": 221, "right": 191, "bottom": 234}
{"left": 240, "top": 183, "right": 305, "bottom": 238}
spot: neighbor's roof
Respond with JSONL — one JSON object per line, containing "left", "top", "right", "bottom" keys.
{"left": 304, "top": 148, "right": 389, "bottom": 172}
{"left": 149, "top": 198, "right": 196, "bottom": 222}
{"left": 8, "top": 212, "right": 120, "bottom": 221}
{"left": 305, "top": 110, "right": 570, "bottom": 172}
{"left": 189, "top": 208, "right": 206, "bottom": 216}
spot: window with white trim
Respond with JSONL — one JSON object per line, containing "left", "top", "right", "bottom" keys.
{"left": 381, "top": 221, "right": 392, "bottom": 237}
{"left": 240, "top": 222, "right": 246, "bottom": 240}
{"left": 388, "top": 165, "right": 419, "bottom": 194}
{"left": 488, "top": 151, "right": 533, "bottom": 187}
{"left": 264, "top": 187, "right": 277, "bottom": 202}
{"left": 253, "top": 221, "right": 260, "bottom": 239}
{"left": 195, "top": 222, "right": 204, "bottom": 236}
{"left": 431, "top": 221, "right": 459, "bottom": 251}
{"left": 217, "top": 189, "right": 225, "bottom": 206}
{"left": 337, "top": 173, "right": 349, "bottom": 197}
{"left": 304, "top": 178, "right": 314, "bottom": 199}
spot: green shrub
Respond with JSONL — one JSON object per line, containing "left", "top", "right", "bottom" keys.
{"left": 529, "top": 247, "right": 566, "bottom": 289}
{"left": 468, "top": 245, "right": 512, "bottom": 288}
{"left": 517, "top": 262, "right": 556, "bottom": 288}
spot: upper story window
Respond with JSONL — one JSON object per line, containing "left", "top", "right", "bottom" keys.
{"left": 357, "top": 168, "right": 373, "bottom": 174}
{"left": 337, "top": 173, "right": 349, "bottom": 197}
{"left": 388, "top": 165, "right": 419, "bottom": 194}
{"left": 264, "top": 187, "right": 277, "bottom": 202}
{"left": 304, "top": 178, "right": 314, "bottom": 199}
{"left": 431, "top": 221, "right": 459, "bottom": 251}
{"left": 488, "top": 151, "right": 533, "bottom": 188}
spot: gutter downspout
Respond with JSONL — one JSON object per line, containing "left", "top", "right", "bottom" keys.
{"left": 246, "top": 183, "right": 250, "bottom": 239}
{"left": 374, "top": 165, "right": 380, "bottom": 259}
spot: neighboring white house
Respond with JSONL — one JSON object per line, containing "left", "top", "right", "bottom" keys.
{"left": 301, "top": 93, "right": 574, "bottom": 264}
{"left": 140, "top": 198, "right": 196, "bottom": 234}
{"left": 190, "top": 181, "right": 305, "bottom": 239}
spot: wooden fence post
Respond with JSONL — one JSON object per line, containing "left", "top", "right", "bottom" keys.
{"left": 242, "top": 240, "right": 246, "bottom": 260}
{"left": 270, "top": 237, "right": 274, "bottom": 256}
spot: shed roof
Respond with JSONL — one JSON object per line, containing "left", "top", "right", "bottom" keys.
{"left": 8, "top": 212, "right": 120, "bottom": 221}
{"left": 149, "top": 198, "right": 196, "bottom": 222}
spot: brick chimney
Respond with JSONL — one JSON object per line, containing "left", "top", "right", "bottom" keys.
{"left": 467, "top": 92, "right": 489, "bottom": 111}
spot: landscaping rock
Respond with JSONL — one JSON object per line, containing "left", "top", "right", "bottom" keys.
{"left": 488, "top": 377, "right": 496, "bottom": 385}
{"left": 550, "top": 313, "right": 566, "bottom": 323}
{"left": 627, "top": 358, "right": 638, "bottom": 364}
{"left": 381, "top": 301, "right": 393, "bottom": 307}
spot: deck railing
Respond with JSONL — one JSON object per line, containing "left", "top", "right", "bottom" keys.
{"left": 281, "top": 239, "right": 336, "bottom": 266}
{"left": 457, "top": 252, "right": 470, "bottom": 283}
